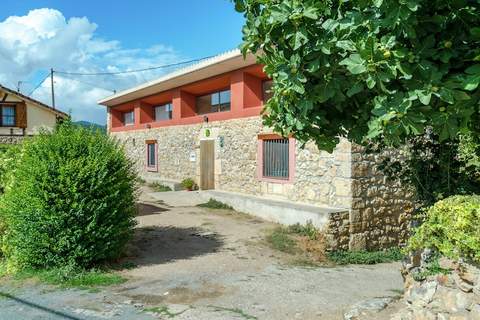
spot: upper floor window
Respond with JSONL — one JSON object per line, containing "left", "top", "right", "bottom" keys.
{"left": 196, "top": 89, "right": 231, "bottom": 114}
{"left": 0, "top": 105, "right": 15, "bottom": 127}
{"left": 155, "top": 103, "right": 173, "bottom": 121}
{"left": 124, "top": 110, "right": 134, "bottom": 125}
{"left": 262, "top": 80, "right": 273, "bottom": 102}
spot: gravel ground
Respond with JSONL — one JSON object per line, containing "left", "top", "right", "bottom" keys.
{"left": 0, "top": 188, "right": 403, "bottom": 319}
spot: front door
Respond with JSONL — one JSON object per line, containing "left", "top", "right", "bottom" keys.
{"left": 200, "top": 140, "right": 215, "bottom": 190}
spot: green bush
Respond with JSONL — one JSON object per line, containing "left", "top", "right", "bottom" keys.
{"left": 181, "top": 178, "right": 197, "bottom": 190}
{"left": 408, "top": 195, "right": 480, "bottom": 263}
{"left": 197, "top": 198, "right": 233, "bottom": 210}
{"left": 0, "top": 124, "right": 138, "bottom": 271}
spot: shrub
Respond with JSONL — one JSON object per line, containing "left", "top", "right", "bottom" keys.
{"left": 149, "top": 182, "right": 172, "bottom": 192}
{"left": 327, "top": 248, "right": 403, "bottom": 265}
{"left": 181, "top": 178, "right": 197, "bottom": 191}
{"left": 0, "top": 124, "right": 138, "bottom": 271}
{"left": 197, "top": 198, "right": 233, "bottom": 210}
{"left": 408, "top": 195, "right": 480, "bottom": 263}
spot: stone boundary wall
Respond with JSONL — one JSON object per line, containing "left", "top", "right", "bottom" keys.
{"left": 111, "top": 116, "right": 413, "bottom": 251}
{"left": 391, "top": 252, "right": 480, "bottom": 319}
{"left": 0, "top": 136, "right": 25, "bottom": 144}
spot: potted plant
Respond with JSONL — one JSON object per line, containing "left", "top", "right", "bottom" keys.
{"left": 181, "top": 178, "right": 197, "bottom": 191}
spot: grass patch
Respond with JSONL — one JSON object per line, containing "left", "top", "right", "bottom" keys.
{"left": 8, "top": 266, "right": 126, "bottom": 289}
{"left": 209, "top": 305, "right": 257, "bottom": 320}
{"left": 149, "top": 182, "right": 172, "bottom": 192}
{"left": 327, "top": 248, "right": 403, "bottom": 265}
{"left": 197, "top": 198, "right": 233, "bottom": 210}
{"left": 144, "top": 305, "right": 190, "bottom": 318}
{"left": 266, "top": 228, "right": 298, "bottom": 254}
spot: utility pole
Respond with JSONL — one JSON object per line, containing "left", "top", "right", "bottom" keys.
{"left": 17, "top": 81, "right": 22, "bottom": 93}
{"left": 50, "top": 68, "right": 55, "bottom": 109}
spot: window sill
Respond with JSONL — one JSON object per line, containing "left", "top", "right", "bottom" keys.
{"left": 258, "top": 176, "right": 294, "bottom": 184}
{"left": 146, "top": 166, "right": 158, "bottom": 172}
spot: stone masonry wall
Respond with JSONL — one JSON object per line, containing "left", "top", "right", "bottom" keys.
{"left": 0, "top": 136, "right": 25, "bottom": 144}
{"left": 111, "top": 116, "right": 413, "bottom": 250}
{"left": 348, "top": 145, "right": 414, "bottom": 250}
{"left": 111, "top": 116, "right": 352, "bottom": 209}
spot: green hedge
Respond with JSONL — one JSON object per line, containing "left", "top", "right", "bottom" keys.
{"left": 408, "top": 195, "right": 480, "bottom": 262}
{"left": 0, "top": 124, "right": 138, "bottom": 270}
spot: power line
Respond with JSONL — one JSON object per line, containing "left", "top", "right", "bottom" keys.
{"left": 28, "top": 73, "right": 50, "bottom": 97}
{"left": 54, "top": 56, "right": 215, "bottom": 76}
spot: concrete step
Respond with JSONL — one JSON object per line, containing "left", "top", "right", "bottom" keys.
{"left": 200, "top": 190, "right": 349, "bottom": 229}
{"left": 142, "top": 176, "right": 184, "bottom": 191}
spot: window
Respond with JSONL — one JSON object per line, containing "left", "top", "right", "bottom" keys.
{"left": 146, "top": 141, "right": 157, "bottom": 171}
{"left": 258, "top": 135, "right": 295, "bottom": 182}
{"left": 124, "top": 111, "right": 134, "bottom": 125}
{"left": 196, "top": 89, "right": 231, "bottom": 114}
{"left": 262, "top": 80, "right": 273, "bottom": 102}
{"left": 154, "top": 103, "right": 172, "bottom": 121}
{"left": 0, "top": 105, "right": 15, "bottom": 126}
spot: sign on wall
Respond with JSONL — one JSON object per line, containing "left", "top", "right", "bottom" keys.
{"left": 189, "top": 151, "right": 196, "bottom": 162}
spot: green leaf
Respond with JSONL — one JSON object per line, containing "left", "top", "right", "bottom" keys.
{"left": 417, "top": 90, "right": 432, "bottom": 105}
{"left": 339, "top": 54, "right": 367, "bottom": 75}
{"left": 437, "top": 88, "right": 454, "bottom": 104}
{"left": 336, "top": 40, "right": 356, "bottom": 52}
{"left": 366, "top": 75, "right": 376, "bottom": 89}
{"left": 303, "top": 7, "right": 318, "bottom": 19}
{"left": 373, "top": 0, "right": 383, "bottom": 7}
{"left": 347, "top": 82, "right": 364, "bottom": 97}
{"left": 293, "top": 30, "right": 309, "bottom": 50}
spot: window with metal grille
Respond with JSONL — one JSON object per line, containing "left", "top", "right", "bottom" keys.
{"left": 262, "top": 138, "right": 289, "bottom": 179}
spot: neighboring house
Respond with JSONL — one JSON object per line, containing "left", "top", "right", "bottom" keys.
{"left": 98, "top": 50, "right": 412, "bottom": 251}
{"left": 0, "top": 84, "right": 68, "bottom": 143}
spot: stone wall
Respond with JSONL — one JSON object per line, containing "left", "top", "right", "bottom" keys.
{"left": 391, "top": 252, "right": 480, "bottom": 319}
{"left": 0, "top": 136, "right": 25, "bottom": 144}
{"left": 111, "top": 116, "right": 353, "bottom": 209}
{"left": 348, "top": 146, "right": 414, "bottom": 250}
{"left": 111, "top": 115, "right": 413, "bottom": 250}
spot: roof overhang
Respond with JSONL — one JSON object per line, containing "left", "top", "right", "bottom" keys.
{"left": 98, "top": 49, "right": 258, "bottom": 107}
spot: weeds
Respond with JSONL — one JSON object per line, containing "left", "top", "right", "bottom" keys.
{"left": 197, "top": 198, "right": 233, "bottom": 210}
{"left": 327, "top": 248, "right": 404, "bottom": 265}
{"left": 144, "top": 305, "right": 190, "bottom": 318}
{"left": 149, "top": 182, "right": 172, "bottom": 192}
{"left": 266, "top": 228, "right": 297, "bottom": 254}
{"left": 209, "top": 305, "right": 257, "bottom": 320}
{"left": 6, "top": 266, "right": 126, "bottom": 289}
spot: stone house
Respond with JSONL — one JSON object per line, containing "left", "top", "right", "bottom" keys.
{"left": 98, "top": 50, "right": 412, "bottom": 250}
{"left": 0, "top": 84, "right": 68, "bottom": 143}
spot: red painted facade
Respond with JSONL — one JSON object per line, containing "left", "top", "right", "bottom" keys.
{"left": 109, "top": 64, "right": 269, "bottom": 132}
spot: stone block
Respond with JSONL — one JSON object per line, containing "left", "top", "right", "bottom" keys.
{"left": 349, "top": 233, "right": 367, "bottom": 250}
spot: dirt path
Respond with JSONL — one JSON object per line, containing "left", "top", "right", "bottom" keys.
{"left": 0, "top": 189, "right": 404, "bottom": 320}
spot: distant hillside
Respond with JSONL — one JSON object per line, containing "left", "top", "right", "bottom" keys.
{"left": 73, "top": 121, "right": 106, "bottom": 132}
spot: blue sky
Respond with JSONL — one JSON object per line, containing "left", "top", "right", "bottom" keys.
{"left": 0, "top": 1, "right": 245, "bottom": 124}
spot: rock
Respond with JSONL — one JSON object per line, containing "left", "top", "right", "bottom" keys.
{"left": 453, "top": 273, "right": 474, "bottom": 293}
{"left": 458, "top": 264, "right": 479, "bottom": 285}
{"left": 412, "top": 308, "right": 437, "bottom": 320}
{"left": 407, "top": 281, "right": 437, "bottom": 307}
{"left": 438, "top": 257, "right": 456, "bottom": 270}
{"left": 133, "top": 302, "right": 144, "bottom": 308}
{"left": 455, "top": 291, "right": 474, "bottom": 311}
{"left": 470, "top": 305, "right": 480, "bottom": 320}
{"left": 343, "top": 297, "right": 393, "bottom": 320}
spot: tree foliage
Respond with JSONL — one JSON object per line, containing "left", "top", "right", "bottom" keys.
{"left": 234, "top": 0, "right": 480, "bottom": 151}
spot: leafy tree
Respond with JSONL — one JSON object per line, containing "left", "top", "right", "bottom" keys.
{"left": 234, "top": 0, "right": 480, "bottom": 151}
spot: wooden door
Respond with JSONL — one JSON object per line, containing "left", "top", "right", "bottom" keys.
{"left": 200, "top": 140, "right": 215, "bottom": 190}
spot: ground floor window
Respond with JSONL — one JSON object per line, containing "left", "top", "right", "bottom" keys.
{"left": 146, "top": 140, "right": 157, "bottom": 172}
{"left": 258, "top": 135, "right": 295, "bottom": 183}
{"left": 0, "top": 104, "right": 16, "bottom": 126}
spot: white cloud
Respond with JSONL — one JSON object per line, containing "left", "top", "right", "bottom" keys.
{"left": 0, "top": 8, "right": 185, "bottom": 124}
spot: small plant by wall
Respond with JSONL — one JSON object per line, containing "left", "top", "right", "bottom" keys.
{"left": 181, "top": 178, "right": 198, "bottom": 191}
